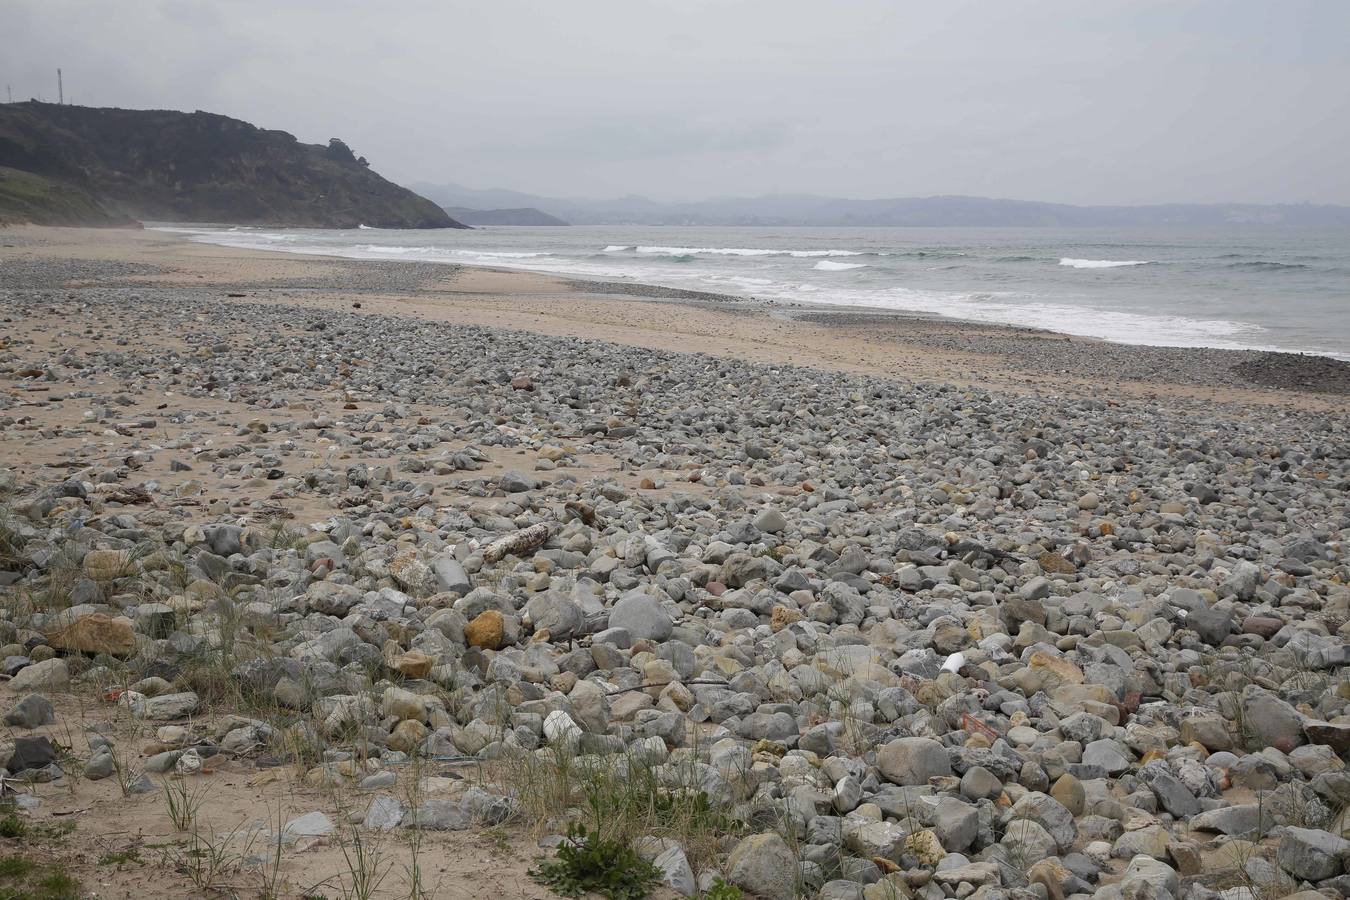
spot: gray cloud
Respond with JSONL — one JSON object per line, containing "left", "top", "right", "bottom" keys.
{"left": 6, "top": 0, "right": 1348, "bottom": 204}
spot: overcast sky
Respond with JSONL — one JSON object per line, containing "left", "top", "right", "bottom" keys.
{"left": 7, "top": 1, "right": 1349, "bottom": 205}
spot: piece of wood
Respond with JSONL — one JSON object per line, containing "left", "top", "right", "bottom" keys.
{"left": 482, "top": 522, "right": 552, "bottom": 563}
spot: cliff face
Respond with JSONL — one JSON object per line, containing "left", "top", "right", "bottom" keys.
{"left": 0, "top": 103, "right": 464, "bottom": 229}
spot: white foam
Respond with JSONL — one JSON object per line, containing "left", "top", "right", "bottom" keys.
{"left": 782, "top": 284, "right": 1270, "bottom": 351}
{"left": 450, "top": 250, "right": 550, "bottom": 259}
{"left": 1059, "top": 258, "right": 1154, "bottom": 269}
{"left": 602, "top": 245, "right": 630, "bottom": 252}
{"left": 357, "top": 224, "right": 374, "bottom": 230}
{"left": 813, "top": 260, "right": 867, "bottom": 271}
{"left": 634, "top": 246, "right": 864, "bottom": 258}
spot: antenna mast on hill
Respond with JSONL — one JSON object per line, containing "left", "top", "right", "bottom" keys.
{"left": 57, "top": 69, "right": 64, "bottom": 104}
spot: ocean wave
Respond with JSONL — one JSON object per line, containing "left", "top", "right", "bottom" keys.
{"left": 634, "top": 246, "right": 865, "bottom": 258}
{"left": 357, "top": 224, "right": 374, "bottom": 230}
{"left": 996, "top": 255, "right": 1037, "bottom": 263}
{"left": 813, "top": 260, "right": 867, "bottom": 271}
{"left": 602, "top": 245, "right": 630, "bottom": 252}
{"left": 1225, "top": 261, "right": 1309, "bottom": 271}
{"left": 788, "top": 285, "right": 1267, "bottom": 350}
{"left": 450, "top": 249, "right": 550, "bottom": 259}
{"left": 1059, "top": 258, "right": 1154, "bottom": 269}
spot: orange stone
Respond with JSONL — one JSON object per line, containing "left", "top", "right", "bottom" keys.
{"left": 770, "top": 606, "right": 805, "bottom": 633}
{"left": 465, "top": 610, "right": 505, "bottom": 651}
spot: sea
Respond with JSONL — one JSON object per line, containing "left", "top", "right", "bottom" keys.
{"left": 162, "top": 224, "right": 1350, "bottom": 360}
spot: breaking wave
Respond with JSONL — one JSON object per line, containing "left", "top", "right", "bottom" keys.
{"left": 633, "top": 246, "right": 865, "bottom": 258}
{"left": 1059, "top": 258, "right": 1155, "bottom": 269}
{"left": 813, "top": 260, "right": 867, "bottom": 271}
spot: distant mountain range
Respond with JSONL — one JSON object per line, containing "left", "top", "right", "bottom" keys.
{"left": 415, "top": 181, "right": 1350, "bottom": 228}
{"left": 444, "top": 206, "right": 568, "bottom": 226}
{"left": 0, "top": 103, "right": 463, "bottom": 228}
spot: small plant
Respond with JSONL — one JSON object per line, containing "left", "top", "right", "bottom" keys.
{"left": 704, "top": 878, "right": 744, "bottom": 900}
{"left": 0, "top": 854, "right": 79, "bottom": 900}
{"left": 258, "top": 800, "right": 287, "bottom": 900}
{"left": 109, "top": 747, "right": 146, "bottom": 797}
{"left": 484, "top": 826, "right": 512, "bottom": 857}
{"left": 326, "top": 785, "right": 391, "bottom": 900}
{"left": 97, "top": 846, "right": 142, "bottom": 867}
{"left": 173, "top": 823, "right": 250, "bottom": 892}
{"left": 0, "top": 812, "right": 25, "bottom": 840}
{"left": 163, "top": 775, "right": 206, "bottom": 831}
{"left": 401, "top": 757, "right": 431, "bottom": 900}
{"left": 333, "top": 822, "right": 390, "bottom": 900}
{"left": 529, "top": 823, "right": 661, "bottom": 900}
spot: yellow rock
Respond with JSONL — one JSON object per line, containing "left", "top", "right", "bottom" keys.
{"left": 83, "top": 549, "right": 130, "bottom": 580}
{"left": 771, "top": 606, "right": 804, "bottom": 633}
{"left": 47, "top": 613, "right": 136, "bottom": 657}
{"left": 712, "top": 655, "right": 744, "bottom": 676}
{"left": 904, "top": 829, "right": 945, "bottom": 867}
{"left": 1029, "top": 651, "right": 1085, "bottom": 684}
{"left": 1038, "top": 552, "right": 1077, "bottom": 575}
{"left": 1050, "top": 773, "right": 1085, "bottom": 816}
{"left": 390, "top": 649, "right": 434, "bottom": 679}
{"left": 465, "top": 610, "right": 505, "bottom": 650}
{"left": 387, "top": 719, "right": 429, "bottom": 753}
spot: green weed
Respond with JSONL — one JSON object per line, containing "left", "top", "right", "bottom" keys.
{"left": 529, "top": 823, "right": 661, "bottom": 900}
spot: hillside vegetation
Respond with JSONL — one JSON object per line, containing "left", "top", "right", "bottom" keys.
{"left": 0, "top": 166, "right": 136, "bottom": 227}
{"left": 0, "top": 102, "right": 462, "bottom": 229}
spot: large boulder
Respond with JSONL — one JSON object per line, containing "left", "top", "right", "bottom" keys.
{"left": 1010, "top": 792, "right": 1078, "bottom": 853}
{"left": 525, "top": 593, "right": 584, "bottom": 641}
{"left": 607, "top": 592, "right": 672, "bottom": 642}
{"left": 1278, "top": 827, "right": 1349, "bottom": 881}
{"left": 8, "top": 659, "right": 69, "bottom": 693}
{"left": 726, "top": 832, "right": 797, "bottom": 900}
{"left": 1186, "top": 603, "right": 1234, "bottom": 644}
{"left": 1242, "top": 691, "right": 1306, "bottom": 752}
{"left": 46, "top": 612, "right": 137, "bottom": 657}
{"left": 877, "top": 737, "right": 951, "bottom": 785}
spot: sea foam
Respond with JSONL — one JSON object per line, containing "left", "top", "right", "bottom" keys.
{"left": 813, "top": 260, "right": 867, "bottom": 271}
{"left": 1059, "top": 258, "right": 1154, "bottom": 269}
{"left": 634, "top": 246, "right": 864, "bottom": 258}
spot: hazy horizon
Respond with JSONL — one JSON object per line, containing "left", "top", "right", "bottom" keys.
{"left": 8, "top": 1, "right": 1349, "bottom": 206}
{"left": 418, "top": 180, "right": 1350, "bottom": 211}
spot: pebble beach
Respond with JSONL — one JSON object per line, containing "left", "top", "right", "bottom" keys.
{"left": 0, "top": 225, "right": 1348, "bottom": 899}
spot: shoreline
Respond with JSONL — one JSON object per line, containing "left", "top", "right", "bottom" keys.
{"left": 152, "top": 223, "right": 1350, "bottom": 364}
{"left": 3, "top": 224, "right": 1348, "bottom": 406}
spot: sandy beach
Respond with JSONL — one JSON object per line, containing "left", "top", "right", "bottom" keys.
{"left": 1, "top": 224, "right": 1348, "bottom": 899}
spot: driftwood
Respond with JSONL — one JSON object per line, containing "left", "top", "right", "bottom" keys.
{"left": 482, "top": 522, "right": 552, "bottom": 563}
{"left": 605, "top": 679, "right": 730, "bottom": 696}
